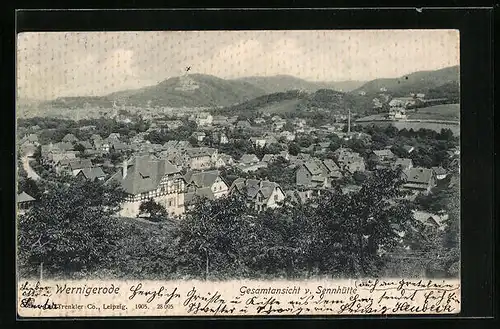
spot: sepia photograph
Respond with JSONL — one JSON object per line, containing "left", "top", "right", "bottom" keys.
{"left": 16, "top": 29, "right": 461, "bottom": 316}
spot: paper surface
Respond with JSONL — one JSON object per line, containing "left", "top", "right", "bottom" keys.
{"left": 18, "top": 279, "right": 460, "bottom": 317}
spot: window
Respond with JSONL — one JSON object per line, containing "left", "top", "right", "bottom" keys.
{"left": 274, "top": 194, "right": 278, "bottom": 201}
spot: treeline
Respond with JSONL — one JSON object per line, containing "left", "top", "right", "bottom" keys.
{"left": 213, "top": 88, "right": 375, "bottom": 120}
{"left": 17, "top": 170, "right": 459, "bottom": 280}
{"left": 18, "top": 116, "right": 150, "bottom": 144}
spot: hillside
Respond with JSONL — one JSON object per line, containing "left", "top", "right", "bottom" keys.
{"left": 235, "top": 75, "right": 365, "bottom": 94}
{"left": 41, "top": 74, "right": 267, "bottom": 109}
{"left": 108, "top": 74, "right": 267, "bottom": 107}
{"left": 354, "top": 66, "right": 459, "bottom": 97}
{"left": 215, "top": 89, "right": 367, "bottom": 117}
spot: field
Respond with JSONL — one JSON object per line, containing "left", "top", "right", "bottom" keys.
{"left": 407, "top": 103, "right": 460, "bottom": 121}
{"left": 259, "top": 99, "right": 303, "bottom": 114}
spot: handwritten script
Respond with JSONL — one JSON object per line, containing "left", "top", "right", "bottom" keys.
{"left": 18, "top": 279, "right": 461, "bottom": 317}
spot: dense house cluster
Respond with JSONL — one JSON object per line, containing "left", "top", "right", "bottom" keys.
{"left": 18, "top": 101, "right": 458, "bottom": 219}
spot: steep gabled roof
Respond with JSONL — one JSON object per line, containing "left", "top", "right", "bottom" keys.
{"left": 432, "top": 167, "right": 447, "bottom": 175}
{"left": 403, "top": 167, "right": 434, "bottom": 184}
{"left": 322, "top": 159, "right": 340, "bottom": 173}
{"left": 78, "top": 167, "right": 106, "bottom": 180}
{"left": 184, "top": 170, "right": 224, "bottom": 189}
{"left": 240, "top": 154, "right": 259, "bottom": 164}
{"left": 394, "top": 157, "right": 413, "bottom": 168}
{"left": 373, "top": 149, "right": 395, "bottom": 158}
{"left": 17, "top": 191, "right": 35, "bottom": 203}
{"left": 108, "top": 155, "right": 181, "bottom": 195}
{"left": 69, "top": 159, "right": 93, "bottom": 171}
{"left": 303, "top": 161, "right": 323, "bottom": 176}
{"left": 62, "top": 133, "right": 78, "bottom": 142}
{"left": 186, "top": 147, "right": 216, "bottom": 158}
{"left": 230, "top": 178, "right": 282, "bottom": 201}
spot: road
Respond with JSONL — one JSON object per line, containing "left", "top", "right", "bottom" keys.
{"left": 22, "top": 156, "right": 40, "bottom": 180}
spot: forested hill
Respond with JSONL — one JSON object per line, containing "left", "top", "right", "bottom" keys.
{"left": 353, "top": 65, "right": 459, "bottom": 97}
{"left": 40, "top": 74, "right": 267, "bottom": 109}
{"left": 234, "top": 75, "right": 365, "bottom": 94}
{"left": 214, "top": 88, "right": 373, "bottom": 116}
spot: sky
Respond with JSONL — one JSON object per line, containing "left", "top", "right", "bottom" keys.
{"left": 17, "top": 30, "right": 459, "bottom": 100}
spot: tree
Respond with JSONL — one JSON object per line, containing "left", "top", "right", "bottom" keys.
{"left": 138, "top": 199, "right": 169, "bottom": 222}
{"left": 310, "top": 169, "right": 417, "bottom": 277}
{"left": 74, "top": 143, "right": 86, "bottom": 154}
{"left": 17, "top": 180, "right": 126, "bottom": 277}
{"left": 283, "top": 121, "right": 294, "bottom": 132}
{"left": 18, "top": 177, "right": 42, "bottom": 200}
{"left": 177, "top": 195, "right": 250, "bottom": 279}
{"left": 288, "top": 142, "right": 300, "bottom": 156}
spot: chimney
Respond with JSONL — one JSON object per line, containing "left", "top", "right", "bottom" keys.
{"left": 347, "top": 109, "right": 351, "bottom": 134}
{"left": 122, "top": 159, "right": 128, "bottom": 179}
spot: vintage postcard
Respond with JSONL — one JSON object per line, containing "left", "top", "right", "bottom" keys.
{"left": 16, "top": 30, "right": 460, "bottom": 317}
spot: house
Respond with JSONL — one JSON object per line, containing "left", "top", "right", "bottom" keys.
{"left": 432, "top": 167, "right": 448, "bottom": 180}
{"left": 238, "top": 162, "right": 268, "bottom": 173}
{"left": 62, "top": 133, "right": 79, "bottom": 143}
{"left": 389, "top": 97, "right": 417, "bottom": 109}
{"left": 388, "top": 108, "right": 407, "bottom": 120}
{"left": 23, "top": 133, "right": 39, "bottom": 145}
{"left": 17, "top": 191, "right": 36, "bottom": 211}
{"left": 313, "top": 142, "right": 331, "bottom": 155}
{"left": 322, "top": 159, "right": 343, "bottom": 179}
{"left": 110, "top": 141, "right": 128, "bottom": 152}
{"left": 192, "top": 131, "right": 206, "bottom": 142}
{"left": 285, "top": 189, "right": 314, "bottom": 205}
{"left": 373, "top": 149, "right": 396, "bottom": 163}
{"left": 95, "top": 139, "right": 110, "bottom": 153}
{"left": 236, "top": 120, "right": 252, "bottom": 130}
{"left": 218, "top": 153, "right": 235, "bottom": 167}
{"left": 19, "top": 136, "right": 39, "bottom": 156}
{"left": 76, "top": 167, "right": 106, "bottom": 181}
{"left": 68, "top": 159, "right": 93, "bottom": 176}
{"left": 184, "top": 170, "right": 229, "bottom": 205}
{"left": 413, "top": 210, "right": 447, "bottom": 231}
{"left": 250, "top": 137, "right": 267, "bottom": 148}
{"left": 49, "top": 151, "right": 79, "bottom": 166}
{"left": 277, "top": 151, "right": 290, "bottom": 161}
{"left": 212, "top": 132, "right": 229, "bottom": 144}
{"left": 272, "top": 120, "right": 286, "bottom": 131}
{"left": 212, "top": 116, "right": 229, "bottom": 126}
{"left": 107, "top": 133, "right": 121, "bottom": 141}
{"left": 293, "top": 118, "right": 306, "bottom": 127}
{"left": 402, "top": 167, "right": 436, "bottom": 194}
{"left": 185, "top": 147, "right": 218, "bottom": 170}
{"left": 164, "top": 120, "right": 183, "bottom": 130}
{"left": 280, "top": 131, "right": 296, "bottom": 141}
{"left": 296, "top": 161, "right": 329, "bottom": 188}
{"left": 107, "top": 155, "right": 186, "bottom": 218}
{"left": 334, "top": 148, "right": 366, "bottom": 173}
{"left": 230, "top": 178, "right": 286, "bottom": 212}
{"left": 239, "top": 154, "right": 260, "bottom": 166}
{"left": 393, "top": 158, "right": 413, "bottom": 171}
{"left": 195, "top": 112, "right": 213, "bottom": 126}
{"left": 90, "top": 134, "right": 103, "bottom": 148}
{"left": 403, "top": 145, "right": 415, "bottom": 154}
{"left": 264, "top": 135, "right": 279, "bottom": 146}
{"left": 77, "top": 141, "right": 93, "bottom": 151}
{"left": 261, "top": 154, "right": 276, "bottom": 164}
{"left": 228, "top": 116, "right": 239, "bottom": 124}
{"left": 55, "top": 142, "right": 74, "bottom": 152}
{"left": 254, "top": 118, "right": 266, "bottom": 125}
